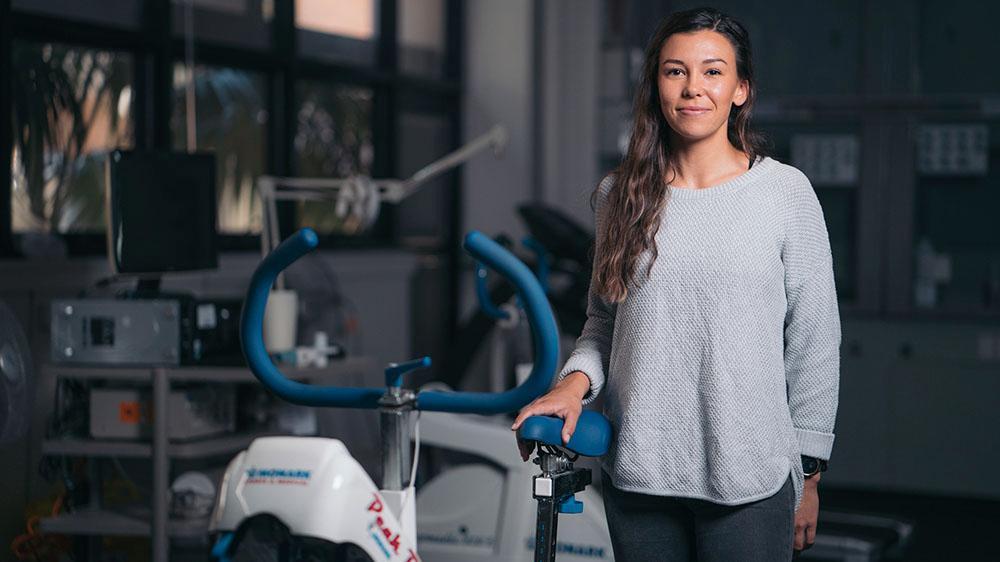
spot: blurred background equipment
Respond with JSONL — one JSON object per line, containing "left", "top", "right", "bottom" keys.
{"left": 106, "top": 150, "right": 218, "bottom": 276}
{"left": 50, "top": 298, "right": 186, "bottom": 366}
{"left": 257, "top": 124, "right": 508, "bottom": 255}
{"left": 169, "top": 471, "right": 216, "bottom": 520}
{"left": 88, "top": 385, "right": 235, "bottom": 441}
{"left": 257, "top": 124, "right": 506, "bottom": 357}
{"left": 0, "top": 300, "right": 32, "bottom": 445}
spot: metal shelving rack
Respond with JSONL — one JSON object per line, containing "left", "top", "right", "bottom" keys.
{"left": 38, "top": 356, "right": 376, "bottom": 562}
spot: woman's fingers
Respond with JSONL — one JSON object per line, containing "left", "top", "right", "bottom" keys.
{"left": 510, "top": 400, "right": 539, "bottom": 430}
{"left": 561, "top": 409, "right": 581, "bottom": 444}
{"left": 516, "top": 437, "right": 535, "bottom": 461}
{"left": 510, "top": 391, "right": 584, "bottom": 460}
{"left": 794, "top": 523, "right": 807, "bottom": 551}
{"left": 511, "top": 398, "right": 557, "bottom": 430}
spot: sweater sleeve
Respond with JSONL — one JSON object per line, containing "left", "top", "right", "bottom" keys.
{"left": 782, "top": 172, "right": 842, "bottom": 461}
{"left": 556, "top": 175, "right": 617, "bottom": 405}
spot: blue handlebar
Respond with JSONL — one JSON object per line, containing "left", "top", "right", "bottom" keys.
{"left": 474, "top": 236, "right": 551, "bottom": 319}
{"left": 385, "top": 356, "right": 432, "bottom": 388}
{"left": 416, "top": 231, "right": 559, "bottom": 414}
{"left": 240, "top": 228, "right": 384, "bottom": 408}
{"left": 241, "top": 228, "right": 559, "bottom": 414}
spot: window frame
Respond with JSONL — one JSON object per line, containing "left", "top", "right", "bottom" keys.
{"left": 2, "top": 0, "right": 464, "bottom": 255}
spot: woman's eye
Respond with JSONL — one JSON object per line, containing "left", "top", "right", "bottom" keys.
{"left": 707, "top": 69, "right": 721, "bottom": 76}
{"left": 666, "top": 69, "right": 683, "bottom": 76}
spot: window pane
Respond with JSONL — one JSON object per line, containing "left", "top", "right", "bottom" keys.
{"left": 398, "top": 0, "right": 446, "bottom": 80}
{"left": 397, "top": 112, "right": 452, "bottom": 246}
{"left": 11, "top": 42, "right": 135, "bottom": 233}
{"left": 171, "top": 0, "right": 273, "bottom": 50}
{"left": 171, "top": 65, "right": 268, "bottom": 234}
{"left": 296, "top": 0, "right": 378, "bottom": 66}
{"left": 913, "top": 120, "right": 1000, "bottom": 312}
{"left": 294, "top": 82, "right": 374, "bottom": 234}
{"left": 12, "top": 0, "right": 141, "bottom": 29}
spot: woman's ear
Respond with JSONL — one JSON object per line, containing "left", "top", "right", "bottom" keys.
{"left": 733, "top": 80, "right": 749, "bottom": 107}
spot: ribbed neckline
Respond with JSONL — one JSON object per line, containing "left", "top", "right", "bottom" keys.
{"left": 666, "top": 155, "right": 772, "bottom": 201}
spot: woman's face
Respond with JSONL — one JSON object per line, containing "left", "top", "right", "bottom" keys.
{"left": 657, "top": 30, "right": 748, "bottom": 144}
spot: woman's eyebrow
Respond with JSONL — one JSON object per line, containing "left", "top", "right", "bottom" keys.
{"left": 661, "top": 58, "right": 728, "bottom": 66}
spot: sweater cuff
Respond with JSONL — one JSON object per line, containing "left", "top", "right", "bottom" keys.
{"left": 557, "top": 354, "right": 605, "bottom": 406}
{"left": 796, "top": 428, "right": 835, "bottom": 460}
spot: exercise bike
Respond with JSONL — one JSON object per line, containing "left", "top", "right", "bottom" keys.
{"left": 413, "top": 236, "right": 614, "bottom": 561}
{"left": 208, "top": 228, "right": 612, "bottom": 561}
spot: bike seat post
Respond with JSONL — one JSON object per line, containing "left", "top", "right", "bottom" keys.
{"left": 379, "top": 358, "right": 430, "bottom": 491}
{"left": 532, "top": 448, "right": 593, "bottom": 562}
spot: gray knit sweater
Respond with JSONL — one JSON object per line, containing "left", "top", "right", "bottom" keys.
{"left": 558, "top": 156, "right": 840, "bottom": 510}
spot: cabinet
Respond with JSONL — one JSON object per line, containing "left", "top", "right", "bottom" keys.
{"left": 38, "top": 358, "right": 376, "bottom": 562}
{"left": 888, "top": 357, "right": 1000, "bottom": 498}
{"left": 823, "top": 322, "right": 894, "bottom": 490}
{"left": 824, "top": 319, "right": 1000, "bottom": 500}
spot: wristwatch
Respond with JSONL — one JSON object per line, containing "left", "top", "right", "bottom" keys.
{"left": 801, "top": 456, "right": 828, "bottom": 478}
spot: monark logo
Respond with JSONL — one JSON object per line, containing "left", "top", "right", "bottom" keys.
{"left": 525, "top": 536, "right": 607, "bottom": 559}
{"left": 245, "top": 467, "right": 312, "bottom": 485}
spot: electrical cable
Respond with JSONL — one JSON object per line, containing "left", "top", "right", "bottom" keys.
{"left": 398, "top": 411, "right": 421, "bottom": 516}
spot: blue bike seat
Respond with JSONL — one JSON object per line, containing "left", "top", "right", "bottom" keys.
{"left": 518, "top": 410, "right": 611, "bottom": 457}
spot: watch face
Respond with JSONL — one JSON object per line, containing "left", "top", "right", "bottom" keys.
{"left": 802, "top": 457, "right": 818, "bottom": 473}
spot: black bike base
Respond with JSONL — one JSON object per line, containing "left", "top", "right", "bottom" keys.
{"left": 532, "top": 466, "right": 592, "bottom": 562}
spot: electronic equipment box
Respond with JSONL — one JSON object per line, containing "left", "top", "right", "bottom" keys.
{"left": 51, "top": 297, "right": 243, "bottom": 366}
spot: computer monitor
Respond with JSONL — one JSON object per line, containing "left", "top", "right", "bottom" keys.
{"left": 106, "top": 150, "right": 218, "bottom": 275}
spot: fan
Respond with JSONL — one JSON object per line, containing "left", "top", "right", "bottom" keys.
{"left": 0, "top": 300, "right": 32, "bottom": 444}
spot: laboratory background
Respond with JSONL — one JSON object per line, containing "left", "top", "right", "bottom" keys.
{"left": 0, "top": 0, "right": 998, "bottom": 561}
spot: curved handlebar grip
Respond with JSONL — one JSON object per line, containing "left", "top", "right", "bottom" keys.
{"left": 417, "top": 231, "right": 559, "bottom": 414}
{"left": 241, "top": 228, "right": 384, "bottom": 408}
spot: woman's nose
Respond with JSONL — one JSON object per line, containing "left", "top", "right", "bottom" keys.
{"left": 683, "top": 77, "right": 703, "bottom": 97}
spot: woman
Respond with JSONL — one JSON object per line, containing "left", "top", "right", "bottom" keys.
{"left": 511, "top": 7, "right": 840, "bottom": 561}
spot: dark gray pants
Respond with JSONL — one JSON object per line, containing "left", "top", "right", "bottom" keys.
{"left": 601, "top": 471, "right": 795, "bottom": 562}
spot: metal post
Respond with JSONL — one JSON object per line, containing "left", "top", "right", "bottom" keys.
{"left": 151, "top": 368, "right": 169, "bottom": 562}
{"left": 489, "top": 325, "right": 507, "bottom": 393}
{"left": 533, "top": 496, "right": 558, "bottom": 562}
{"left": 88, "top": 458, "right": 103, "bottom": 560}
{"left": 379, "top": 384, "right": 415, "bottom": 491}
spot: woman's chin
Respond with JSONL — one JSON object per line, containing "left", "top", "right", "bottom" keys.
{"left": 669, "top": 128, "right": 720, "bottom": 144}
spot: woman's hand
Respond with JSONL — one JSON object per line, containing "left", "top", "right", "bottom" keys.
{"left": 794, "top": 475, "right": 821, "bottom": 553}
{"left": 510, "top": 371, "right": 591, "bottom": 461}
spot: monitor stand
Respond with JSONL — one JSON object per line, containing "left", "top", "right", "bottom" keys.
{"left": 135, "top": 277, "right": 163, "bottom": 297}
{"left": 116, "top": 276, "right": 171, "bottom": 300}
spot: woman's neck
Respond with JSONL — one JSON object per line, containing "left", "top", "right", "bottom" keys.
{"left": 667, "top": 136, "right": 750, "bottom": 190}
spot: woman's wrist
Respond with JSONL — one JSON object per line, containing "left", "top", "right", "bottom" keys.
{"left": 557, "top": 371, "right": 591, "bottom": 400}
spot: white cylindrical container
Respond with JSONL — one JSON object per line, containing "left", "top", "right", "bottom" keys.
{"left": 263, "top": 289, "right": 298, "bottom": 353}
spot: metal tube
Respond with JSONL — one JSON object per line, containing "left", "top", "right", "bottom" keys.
{"left": 151, "top": 368, "right": 169, "bottom": 562}
{"left": 252, "top": 124, "right": 507, "bottom": 208}
{"left": 88, "top": 457, "right": 102, "bottom": 561}
{"left": 380, "top": 406, "right": 411, "bottom": 491}
{"left": 397, "top": 125, "right": 508, "bottom": 200}
{"left": 534, "top": 497, "right": 558, "bottom": 562}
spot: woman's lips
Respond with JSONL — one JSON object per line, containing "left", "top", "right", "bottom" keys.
{"left": 678, "top": 108, "right": 710, "bottom": 115}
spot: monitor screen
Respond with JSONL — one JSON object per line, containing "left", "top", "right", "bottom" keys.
{"left": 106, "top": 150, "right": 218, "bottom": 274}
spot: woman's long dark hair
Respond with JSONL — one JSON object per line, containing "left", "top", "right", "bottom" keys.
{"left": 592, "top": 7, "right": 770, "bottom": 303}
